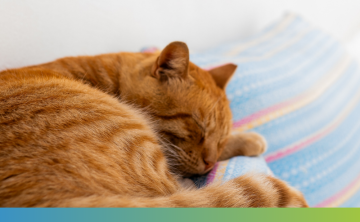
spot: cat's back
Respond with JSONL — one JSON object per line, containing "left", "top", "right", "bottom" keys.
{"left": 0, "top": 68, "right": 177, "bottom": 207}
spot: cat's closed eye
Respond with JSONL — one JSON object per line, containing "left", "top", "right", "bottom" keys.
{"left": 198, "top": 136, "right": 205, "bottom": 145}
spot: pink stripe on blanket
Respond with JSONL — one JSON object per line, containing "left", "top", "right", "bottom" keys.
{"left": 233, "top": 94, "right": 305, "bottom": 128}
{"left": 315, "top": 174, "right": 360, "bottom": 207}
{"left": 263, "top": 89, "right": 360, "bottom": 162}
{"left": 265, "top": 124, "right": 337, "bottom": 163}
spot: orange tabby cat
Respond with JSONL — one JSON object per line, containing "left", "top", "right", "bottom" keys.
{"left": 0, "top": 42, "right": 308, "bottom": 207}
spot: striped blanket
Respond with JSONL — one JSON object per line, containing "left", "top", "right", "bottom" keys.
{"left": 190, "top": 13, "right": 360, "bottom": 207}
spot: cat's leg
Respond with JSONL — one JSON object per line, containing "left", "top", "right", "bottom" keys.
{"left": 58, "top": 173, "right": 308, "bottom": 207}
{"left": 218, "top": 132, "right": 267, "bottom": 161}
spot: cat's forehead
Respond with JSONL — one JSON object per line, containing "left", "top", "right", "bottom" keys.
{"left": 160, "top": 61, "right": 230, "bottom": 123}
{"left": 186, "top": 65, "right": 218, "bottom": 92}
{"left": 188, "top": 63, "right": 213, "bottom": 80}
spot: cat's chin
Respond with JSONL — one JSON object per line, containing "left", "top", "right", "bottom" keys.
{"left": 170, "top": 168, "right": 200, "bottom": 178}
{"left": 175, "top": 169, "right": 211, "bottom": 178}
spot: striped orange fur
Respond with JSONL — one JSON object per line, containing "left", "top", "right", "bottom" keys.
{"left": 0, "top": 42, "right": 308, "bottom": 207}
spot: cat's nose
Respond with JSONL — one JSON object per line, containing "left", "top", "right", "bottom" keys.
{"left": 203, "top": 158, "right": 215, "bottom": 172}
{"left": 202, "top": 153, "right": 216, "bottom": 173}
{"left": 201, "top": 144, "right": 217, "bottom": 173}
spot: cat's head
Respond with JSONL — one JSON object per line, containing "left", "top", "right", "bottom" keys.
{"left": 130, "top": 42, "right": 236, "bottom": 177}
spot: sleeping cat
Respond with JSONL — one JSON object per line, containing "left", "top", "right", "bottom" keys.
{"left": 0, "top": 41, "right": 308, "bottom": 207}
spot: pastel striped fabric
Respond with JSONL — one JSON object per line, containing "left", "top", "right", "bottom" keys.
{"left": 190, "top": 13, "right": 360, "bottom": 207}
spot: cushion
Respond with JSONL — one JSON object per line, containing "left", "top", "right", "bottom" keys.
{"left": 190, "top": 13, "right": 360, "bottom": 207}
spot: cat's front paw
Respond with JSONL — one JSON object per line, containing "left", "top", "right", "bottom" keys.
{"left": 232, "top": 132, "right": 267, "bottom": 156}
{"left": 245, "top": 132, "right": 267, "bottom": 155}
{"left": 219, "top": 132, "right": 268, "bottom": 160}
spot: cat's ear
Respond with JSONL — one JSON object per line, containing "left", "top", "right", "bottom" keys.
{"left": 208, "top": 64, "right": 237, "bottom": 89}
{"left": 151, "top": 41, "right": 189, "bottom": 81}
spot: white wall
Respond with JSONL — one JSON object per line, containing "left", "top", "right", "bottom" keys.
{"left": 1, "top": 0, "right": 360, "bottom": 70}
